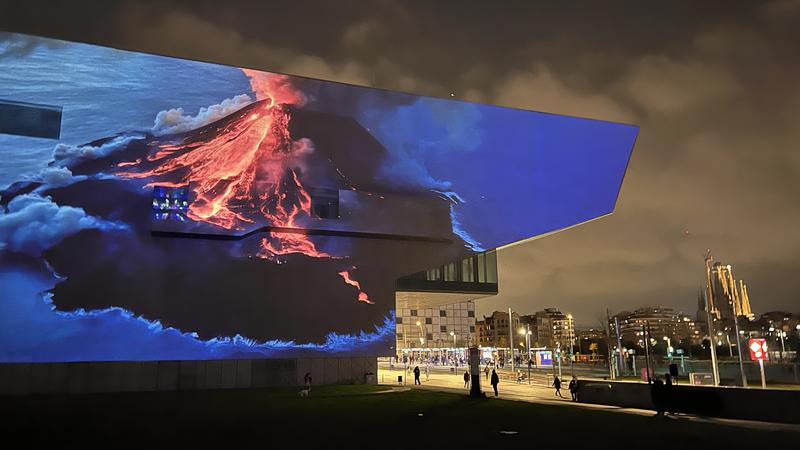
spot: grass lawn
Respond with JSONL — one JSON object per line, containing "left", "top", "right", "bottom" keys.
{"left": 1, "top": 384, "right": 797, "bottom": 447}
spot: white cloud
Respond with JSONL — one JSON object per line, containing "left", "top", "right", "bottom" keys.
{"left": 24, "top": 166, "right": 87, "bottom": 187}
{"left": 0, "top": 194, "right": 127, "bottom": 255}
{"left": 53, "top": 134, "right": 143, "bottom": 162}
{"left": 152, "top": 94, "right": 253, "bottom": 135}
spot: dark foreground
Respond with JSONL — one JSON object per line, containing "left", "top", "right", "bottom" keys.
{"left": 0, "top": 385, "right": 797, "bottom": 447}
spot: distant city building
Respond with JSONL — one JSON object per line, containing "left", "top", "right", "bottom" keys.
{"left": 610, "top": 307, "right": 701, "bottom": 349}
{"left": 575, "top": 327, "right": 607, "bottom": 356}
{"left": 532, "top": 308, "right": 575, "bottom": 350}
{"left": 395, "top": 300, "right": 476, "bottom": 351}
{"left": 475, "top": 310, "right": 520, "bottom": 348}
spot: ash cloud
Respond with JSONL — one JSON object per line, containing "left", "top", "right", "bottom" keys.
{"left": 0, "top": 193, "right": 127, "bottom": 255}
{"left": 151, "top": 94, "right": 253, "bottom": 135}
{"left": 53, "top": 134, "right": 144, "bottom": 163}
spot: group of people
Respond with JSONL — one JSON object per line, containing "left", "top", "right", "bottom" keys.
{"left": 409, "top": 363, "right": 582, "bottom": 402}
{"left": 551, "top": 375, "right": 579, "bottom": 401}
{"left": 650, "top": 372, "right": 676, "bottom": 416}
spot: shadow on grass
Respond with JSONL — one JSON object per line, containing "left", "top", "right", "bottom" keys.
{"left": 0, "top": 385, "right": 797, "bottom": 447}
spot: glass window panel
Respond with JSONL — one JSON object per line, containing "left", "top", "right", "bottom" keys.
{"left": 486, "top": 250, "right": 498, "bottom": 283}
{"left": 477, "top": 253, "right": 486, "bottom": 283}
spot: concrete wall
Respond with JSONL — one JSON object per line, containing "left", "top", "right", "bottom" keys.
{"left": 630, "top": 357, "right": 800, "bottom": 384}
{"left": 0, "top": 357, "right": 378, "bottom": 396}
{"left": 577, "top": 379, "right": 800, "bottom": 424}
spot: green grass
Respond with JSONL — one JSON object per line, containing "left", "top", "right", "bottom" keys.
{"left": 0, "top": 384, "right": 797, "bottom": 447}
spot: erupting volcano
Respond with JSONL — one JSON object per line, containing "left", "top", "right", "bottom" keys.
{"left": 115, "top": 69, "right": 369, "bottom": 301}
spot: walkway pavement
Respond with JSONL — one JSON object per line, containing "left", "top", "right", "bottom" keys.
{"left": 378, "top": 367, "right": 800, "bottom": 433}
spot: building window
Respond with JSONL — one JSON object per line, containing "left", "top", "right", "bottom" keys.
{"left": 440, "top": 310, "right": 447, "bottom": 317}
{"left": 410, "top": 310, "right": 417, "bottom": 316}
{"left": 425, "top": 317, "right": 432, "bottom": 325}
{"left": 467, "top": 310, "right": 474, "bottom": 317}
{"left": 440, "top": 326, "right": 447, "bottom": 332}
{"left": 426, "top": 333, "right": 433, "bottom": 341}
{"left": 462, "top": 257, "right": 475, "bottom": 282}
{"left": 470, "top": 326, "right": 475, "bottom": 333}
{"left": 396, "top": 317, "right": 403, "bottom": 324}
{"left": 309, "top": 188, "right": 339, "bottom": 219}
{"left": 397, "top": 333, "right": 403, "bottom": 340}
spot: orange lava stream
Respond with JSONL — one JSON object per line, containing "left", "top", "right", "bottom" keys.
{"left": 117, "top": 96, "right": 326, "bottom": 259}
{"left": 115, "top": 70, "right": 372, "bottom": 304}
{"left": 338, "top": 269, "right": 374, "bottom": 304}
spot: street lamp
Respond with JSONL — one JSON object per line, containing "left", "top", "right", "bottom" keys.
{"left": 449, "top": 331, "right": 457, "bottom": 370}
{"left": 663, "top": 335, "right": 673, "bottom": 360}
{"left": 519, "top": 326, "right": 532, "bottom": 384}
{"left": 567, "top": 314, "right": 575, "bottom": 378}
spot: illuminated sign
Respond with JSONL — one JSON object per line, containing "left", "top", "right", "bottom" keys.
{"left": 748, "top": 338, "right": 769, "bottom": 361}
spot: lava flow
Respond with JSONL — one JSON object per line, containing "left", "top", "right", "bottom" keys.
{"left": 338, "top": 268, "right": 373, "bottom": 304}
{"left": 115, "top": 69, "right": 374, "bottom": 303}
{"left": 116, "top": 71, "right": 326, "bottom": 259}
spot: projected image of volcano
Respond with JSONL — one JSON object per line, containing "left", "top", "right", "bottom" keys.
{"left": 0, "top": 33, "right": 637, "bottom": 363}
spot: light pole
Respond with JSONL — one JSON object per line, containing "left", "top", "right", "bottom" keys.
{"left": 567, "top": 314, "right": 575, "bottom": 378}
{"left": 726, "top": 265, "right": 747, "bottom": 387}
{"left": 450, "top": 331, "right": 457, "bottom": 371}
{"left": 555, "top": 342, "right": 563, "bottom": 378}
{"left": 770, "top": 326, "right": 786, "bottom": 361}
{"left": 519, "top": 326, "right": 532, "bottom": 384}
{"left": 663, "top": 336, "right": 673, "bottom": 361}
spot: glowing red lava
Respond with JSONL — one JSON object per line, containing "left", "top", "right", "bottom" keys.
{"left": 116, "top": 70, "right": 370, "bottom": 303}
{"left": 338, "top": 268, "right": 374, "bottom": 304}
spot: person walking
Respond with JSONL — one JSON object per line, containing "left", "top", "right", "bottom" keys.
{"left": 568, "top": 376, "right": 578, "bottom": 401}
{"left": 413, "top": 366, "right": 421, "bottom": 385}
{"left": 552, "top": 375, "right": 563, "bottom": 398}
{"left": 463, "top": 370, "right": 470, "bottom": 388}
{"left": 663, "top": 372, "right": 674, "bottom": 415}
{"left": 490, "top": 369, "right": 500, "bottom": 397}
{"left": 484, "top": 364, "right": 490, "bottom": 380}
{"left": 652, "top": 376, "right": 665, "bottom": 416}
{"left": 425, "top": 364, "right": 430, "bottom": 381}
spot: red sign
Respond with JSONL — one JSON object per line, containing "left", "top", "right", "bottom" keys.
{"left": 748, "top": 338, "right": 769, "bottom": 361}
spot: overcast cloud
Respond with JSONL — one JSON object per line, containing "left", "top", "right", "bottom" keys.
{"left": 2, "top": 0, "right": 799, "bottom": 325}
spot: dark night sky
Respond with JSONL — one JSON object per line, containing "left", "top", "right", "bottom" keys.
{"left": 2, "top": 0, "right": 799, "bottom": 326}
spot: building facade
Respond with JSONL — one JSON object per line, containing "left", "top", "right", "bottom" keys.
{"left": 610, "top": 307, "right": 701, "bottom": 349}
{"left": 532, "top": 308, "right": 575, "bottom": 350}
{"left": 475, "top": 310, "right": 521, "bottom": 349}
{"left": 395, "top": 301, "right": 477, "bottom": 351}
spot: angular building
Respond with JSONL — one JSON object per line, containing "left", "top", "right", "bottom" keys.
{"left": 0, "top": 33, "right": 638, "bottom": 393}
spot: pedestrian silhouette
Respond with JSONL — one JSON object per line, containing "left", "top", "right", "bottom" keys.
{"left": 413, "top": 366, "right": 421, "bottom": 385}
{"left": 490, "top": 369, "right": 500, "bottom": 396}
{"left": 568, "top": 376, "right": 578, "bottom": 401}
{"left": 652, "top": 376, "right": 665, "bottom": 416}
{"left": 484, "top": 365, "right": 490, "bottom": 380}
{"left": 425, "top": 365, "right": 430, "bottom": 381}
{"left": 663, "top": 372, "right": 674, "bottom": 415}
{"left": 303, "top": 372, "right": 312, "bottom": 389}
{"left": 552, "top": 375, "right": 563, "bottom": 398}
{"left": 463, "top": 371, "right": 470, "bottom": 388}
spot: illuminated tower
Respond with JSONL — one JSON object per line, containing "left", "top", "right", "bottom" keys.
{"left": 709, "top": 262, "right": 755, "bottom": 321}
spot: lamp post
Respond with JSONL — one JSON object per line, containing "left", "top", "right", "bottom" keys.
{"left": 567, "top": 314, "right": 575, "bottom": 378}
{"left": 555, "top": 343, "right": 563, "bottom": 378}
{"left": 450, "top": 331, "right": 457, "bottom": 371}
{"left": 770, "top": 326, "right": 786, "bottom": 361}
{"left": 663, "top": 336, "right": 673, "bottom": 361}
{"left": 519, "top": 326, "right": 532, "bottom": 384}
